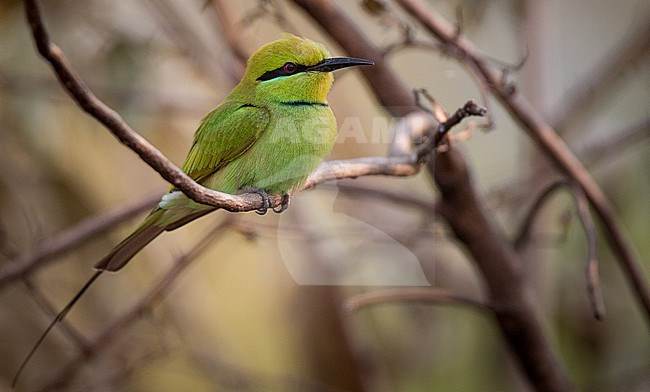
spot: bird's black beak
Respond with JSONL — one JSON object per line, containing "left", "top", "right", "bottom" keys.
{"left": 306, "top": 57, "right": 374, "bottom": 72}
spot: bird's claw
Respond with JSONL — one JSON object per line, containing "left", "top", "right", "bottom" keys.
{"left": 243, "top": 188, "right": 290, "bottom": 215}
{"left": 243, "top": 187, "right": 271, "bottom": 215}
{"left": 273, "top": 194, "right": 290, "bottom": 214}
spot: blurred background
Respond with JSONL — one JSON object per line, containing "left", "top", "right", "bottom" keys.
{"left": 0, "top": 0, "right": 648, "bottom": 391}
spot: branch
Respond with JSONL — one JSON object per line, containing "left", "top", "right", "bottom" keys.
{"left": 514, "top": 180, "right": 568, "bottom": 250}
{"left": 394, "top": 0, "right": 650, "bottom": 327}
{"left": 0, "top": 193, "right": 160, "bottom": 290}
{"left": 430, "top": 151, "right": 573, "bottom": 391}
{"left": 514, "top": 180, "right": 605, "bottom": 320}
{"left": 344, "top": 287, "right": 490, "bottom": 312}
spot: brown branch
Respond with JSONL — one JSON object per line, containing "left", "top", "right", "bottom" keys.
{"left": 430, "top": 151, "right": 573, "bottom": 391}
{"left": 514, "top": 180, "right": 568, "bottom": 250}
{"left": 344, "top": 287, "right": 490, "bottom": 312}
{"left": 31, "top": 218, "right": 235, "bottom": 392}
{"left": 571, "top": 184, "right": 605, "bottom": 320}
{"left": 0, "top": 193, "right": 160, "bottom": 290}
{"left": 394, "top": 0, "right": 650, "bottom": 327}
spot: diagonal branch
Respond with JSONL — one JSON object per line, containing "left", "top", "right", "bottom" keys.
{"left": 0, "top": 193, "right": 160, "bottom": 289}
{"left": 23, "top": 0, "right": 280, "bottom": 213}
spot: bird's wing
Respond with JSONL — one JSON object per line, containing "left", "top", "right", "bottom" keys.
{"left": 178, "top": 101, "right": 270, "bottom": 186}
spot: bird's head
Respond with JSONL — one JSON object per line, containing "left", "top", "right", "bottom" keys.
{"left": 239, "top": 34, "right": 373, "bottom": 104}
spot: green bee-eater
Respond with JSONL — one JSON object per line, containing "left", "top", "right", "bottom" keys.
{"left": 13, "top": 34, "right": 372, "bottom": 385}
{"left": 98, "top": 34, "right": 372, "bottom": 271}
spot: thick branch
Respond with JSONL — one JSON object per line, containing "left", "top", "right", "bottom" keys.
{"left": 430, "top": 151, "right": 573, "bottom": 391}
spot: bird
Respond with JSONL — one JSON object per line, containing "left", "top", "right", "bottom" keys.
{"left": 13, "top": 33, "right": 373, "bottom": 387}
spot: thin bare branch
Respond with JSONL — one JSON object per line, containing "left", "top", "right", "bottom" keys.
{"left": 570, "top": 184, "right": 605, "bottom": 320}
{"left": 514, "top": 180, "right": 569, "bottom": 250}
{"left": 0, "top": 193, "right": 160, "bottom": 290}
{"left": 513, "top": 180, "right": 605, "bottom": 320}
{"left": 344, "top": 287, "right": 490, "bottom": 312}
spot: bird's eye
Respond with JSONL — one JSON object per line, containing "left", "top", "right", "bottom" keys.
{"left": 283, "top": 62, "right": 297, "bottom": 74}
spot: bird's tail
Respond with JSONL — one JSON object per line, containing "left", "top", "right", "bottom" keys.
{"left": 94, "top": 208, "right": 167, "bottom": 272}
{"left": 95, "top": 206, "right": 215, "bottom": 272}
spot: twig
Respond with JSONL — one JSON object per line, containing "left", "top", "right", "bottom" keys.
{"left": 415, "top": 99, "right": 487, "bottom": 160}
{"left": 31, "top": 217, "right": 236, "bottom": 392}
{"left": 514, "top": 180, "right": 568, "bottom": 250}
{"left": 394, "top": 0, "right": 650, "bottom": 327}
{"left": 344, "top": 287, "right": 490, "bottom": 312}
{"left": 513, "top": 180, "right": 605, "bottom": 320}
{"left": 570, "top": 184, "right": 606, "bottom": 320}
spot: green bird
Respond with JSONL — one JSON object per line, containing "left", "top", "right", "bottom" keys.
{"left": 99, "top": 33, "right": 372, "bottom": 271}
{"left": 13, "top": 34, "right": 372, "bottom": 386}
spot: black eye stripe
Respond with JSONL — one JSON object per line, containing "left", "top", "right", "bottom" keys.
{"left": 257, "top": 62, "right": 308, "bottom": 81}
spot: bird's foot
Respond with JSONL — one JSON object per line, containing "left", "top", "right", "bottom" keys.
{"left": 242, "top": 186, "right": 271, "bottom": 215}
{"left": 273, "top": 194, "right": 290, "bottom": 214}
